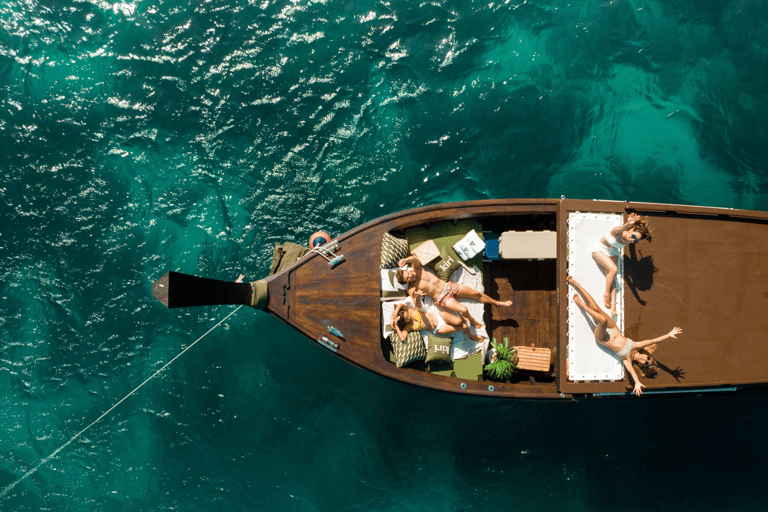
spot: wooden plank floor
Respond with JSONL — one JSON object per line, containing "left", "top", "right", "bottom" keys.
{"left": 484, "top": 259, "right": 558, "bottom": 378}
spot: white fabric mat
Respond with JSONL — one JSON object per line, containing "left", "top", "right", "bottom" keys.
{"left": 567, "top": 212, "right": 624, "bottom": 381}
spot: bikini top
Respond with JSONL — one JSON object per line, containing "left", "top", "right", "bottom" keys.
{"left": 409, "top": 310, "right": 425, "bottom": 331}
{"left": 604, "top": 232, "right": 628, "bottom": 249}
{"left": 615, "top": 337, "right": 635, "bottom": 359}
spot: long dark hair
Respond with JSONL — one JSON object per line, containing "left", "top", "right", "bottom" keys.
{"left": 633, "top": 348, "right": 659, "bottom": 378}
{"left": 395, "top": 309, "right": 408, "bottom": 331}
{"left": 632, "top": 216, "right": 653, "bottom": 242}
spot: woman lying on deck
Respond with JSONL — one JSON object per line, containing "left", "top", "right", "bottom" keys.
{"left": 390, "top": 292, "right": 486, "bottom": 344}
{"left": 567, "top": 276, "right": 682, "bottom": 396}
{"left": 592, "top": 213, "right": 652, "bottom": 317}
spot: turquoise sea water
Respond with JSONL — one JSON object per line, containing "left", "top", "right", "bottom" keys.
{"left": 2, "top": 0, "right": 768, "bottom": 510}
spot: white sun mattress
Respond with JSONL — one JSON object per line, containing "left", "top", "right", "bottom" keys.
{"left": 567, "top": 212, "right": 624, "bottom": 381}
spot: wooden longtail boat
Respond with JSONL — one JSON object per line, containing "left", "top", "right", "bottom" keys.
{"left": 152, "top": 199, "right": 768, "bottom": 399}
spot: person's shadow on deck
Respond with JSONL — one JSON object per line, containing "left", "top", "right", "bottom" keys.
{"left": 634, "top": 347, "right": 687, "bottom": 383}
{"left": 654, "top": 357, "right": 686, "bottom": 382}
{"left": 623, "top": 245, "right": 657, "bottom": 306}
{"left": 623, "top": 242, "right": 686, "bottom": 382}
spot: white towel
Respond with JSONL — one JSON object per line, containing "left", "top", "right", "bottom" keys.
{"left": 453, "top": 230, "right": 486, "bottom": 261}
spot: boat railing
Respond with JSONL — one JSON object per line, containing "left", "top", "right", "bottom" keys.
{"left": 309, "top": 239, "right": 345, "bottom": 267}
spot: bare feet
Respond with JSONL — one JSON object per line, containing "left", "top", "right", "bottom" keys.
{"left": 568, "top": 278, "right": 584, "bottom": 308}
{"left": 468, "top": 332, "right": 486, "bottom": 343}
{"left": 497, "top": 300, "right": 513, "bottom": 307}
{"left": 603, "top": 292, "right": 612, "bottom": 310}
{"left": 462, "top": 313, "right": 484, "bottom": 329}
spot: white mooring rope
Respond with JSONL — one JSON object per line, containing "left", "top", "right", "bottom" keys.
{"left": 0, "top": 305, "right": 243, "bottom": 499}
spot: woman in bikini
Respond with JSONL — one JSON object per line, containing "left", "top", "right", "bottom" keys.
{"left": 390, "top": 292, "right": 485, "bottom": 343}
{"left": 593, "top": 213, "right": 652, "bottom": 317}
{"left": 567, "top": 276, "right": 681, "bottom": 396}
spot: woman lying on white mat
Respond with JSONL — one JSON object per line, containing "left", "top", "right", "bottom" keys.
{"left": 592, "top": 212, "right": 652, "bottom": 317}
{"left": 568, "top": 276, "right": 681, "bottom": 396}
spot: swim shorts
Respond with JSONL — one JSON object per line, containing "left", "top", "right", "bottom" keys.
{"left": 434, "top": 282, "right": 460, "bottom": 307}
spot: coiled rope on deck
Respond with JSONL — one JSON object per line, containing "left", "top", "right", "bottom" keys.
{"left": 0, "top": 305, "right": 243, "bottom": 499}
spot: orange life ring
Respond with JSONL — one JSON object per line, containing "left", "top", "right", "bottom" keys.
{"left": 309, "top": 231, "right": 331, "bottom": 248}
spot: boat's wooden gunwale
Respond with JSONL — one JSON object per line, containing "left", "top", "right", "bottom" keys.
{"left": 349, "top": 199, "right": 560, "bottom": 233}
{"left": 264, "top": 199, "right": 559, "bottom": 283}
{"left": 563, "top": 198, "right": 768, "bottom": 220}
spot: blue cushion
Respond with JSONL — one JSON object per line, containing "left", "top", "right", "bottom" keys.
{"left": 485, "top": 238, "right": 500, "bottom": 260}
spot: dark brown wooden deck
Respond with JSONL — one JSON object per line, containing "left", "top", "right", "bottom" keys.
{"left": 626, "top": 204, "right": 768, "bottom": 390}
{"left": 558, "top": 199, "right": 768, "bottom": 396}
{"left": 484, "top": 259, "right": 558, "bottom": 383}
{"left": 481, "top": 214, "right": 559, "bottom": 383}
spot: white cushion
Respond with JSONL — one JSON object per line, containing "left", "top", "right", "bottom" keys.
{"left": 453, "top": 230, "right": 485, "bottom": 261}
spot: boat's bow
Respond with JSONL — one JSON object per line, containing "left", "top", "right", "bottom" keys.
{"left": 151, "top": 271, "right": 268, "bottom": 309}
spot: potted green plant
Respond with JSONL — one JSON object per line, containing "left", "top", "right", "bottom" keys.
{"left": 484, "top": 338, "right": 517, "bottom": 380}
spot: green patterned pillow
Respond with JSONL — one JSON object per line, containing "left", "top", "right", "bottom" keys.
{"left": 425, "top": 334, "right": 453, "bottom": 364}
{"left": 391, "top": 331, "right": 426, "bottom": 367}
{"left": 381, "top": 232, "right": 409, "bottom": 269}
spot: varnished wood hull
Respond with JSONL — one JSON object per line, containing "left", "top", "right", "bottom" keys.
{"left": 155, "top": 199, "right": 768, "bottom": 400}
